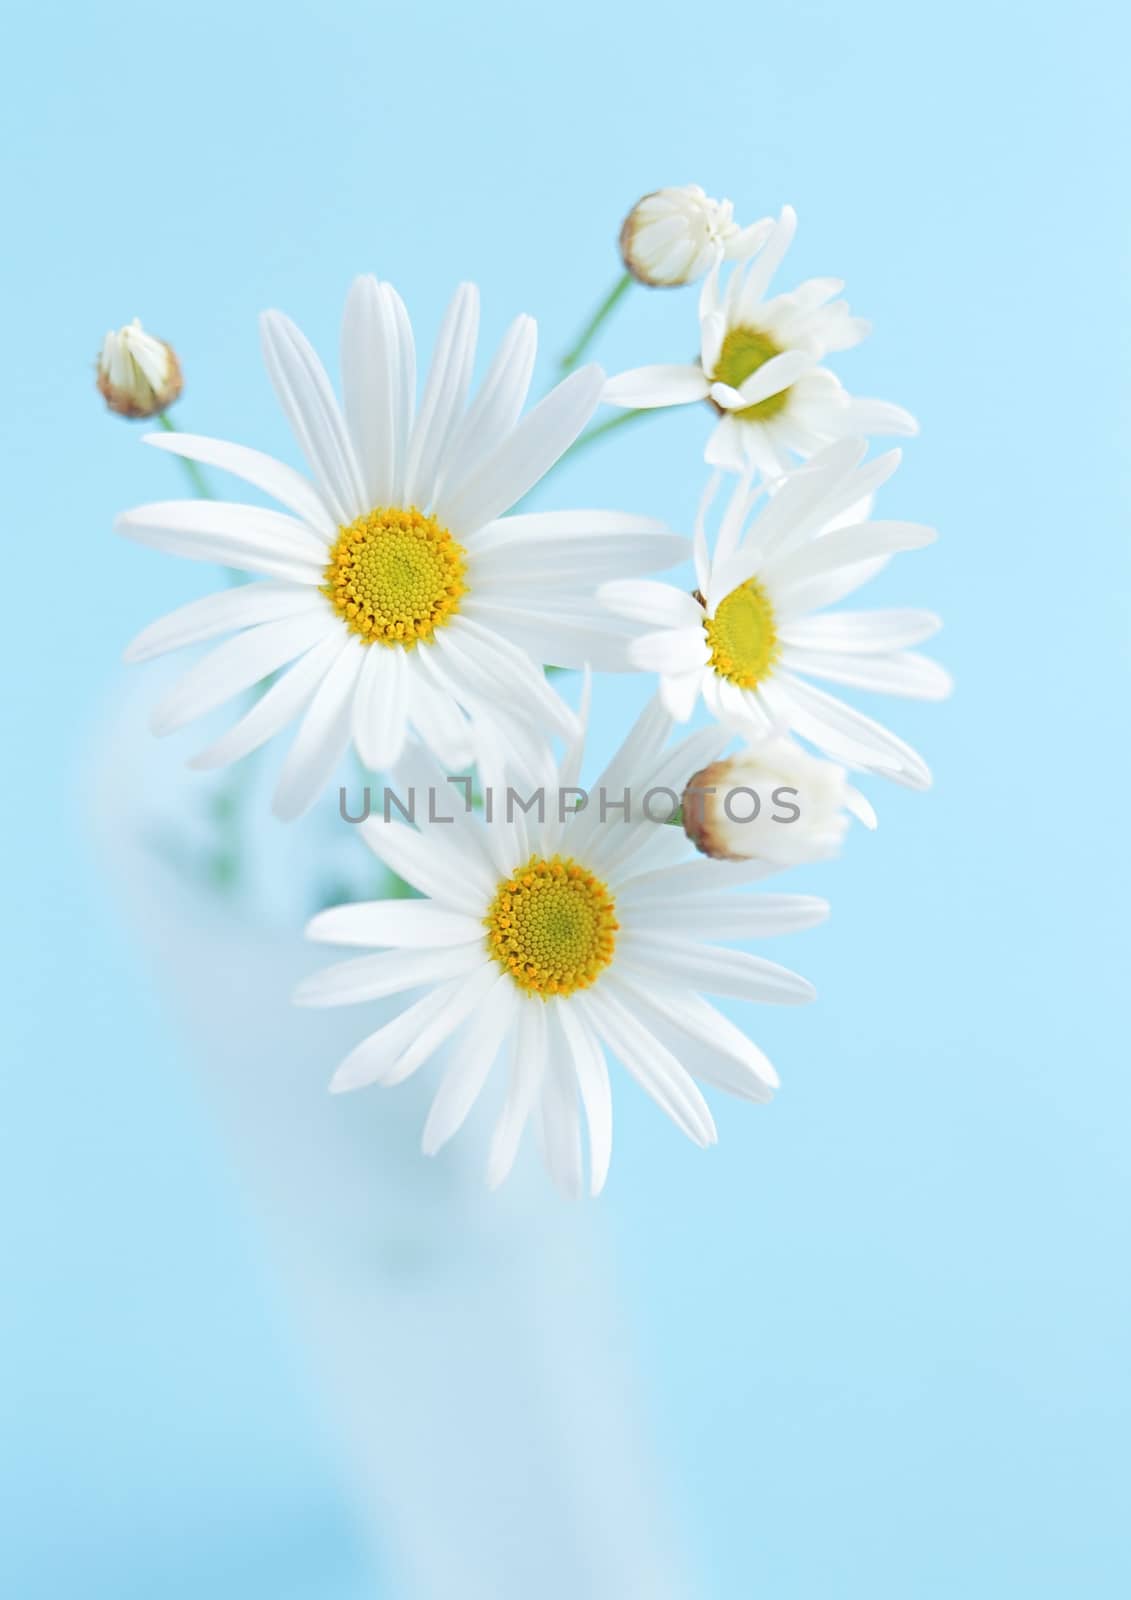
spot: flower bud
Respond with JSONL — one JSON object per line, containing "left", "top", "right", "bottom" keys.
{"left": 681, "top": 738, "right": 875, "bottom": 866}
{"left": 97, "top": 318, "right": 182, "bottom": 419}
{"left": 619, "top": 185, "right": 772, "bottom": 287}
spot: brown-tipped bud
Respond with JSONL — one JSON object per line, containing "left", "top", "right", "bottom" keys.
{"left": 619, "top": 185, "right": 773, "bottom": 287}
{"left": 682, "top": 738, "right": 874, "bottom": 866}
{"left": 97, "top": 319, "right": 183, "bottom": 419}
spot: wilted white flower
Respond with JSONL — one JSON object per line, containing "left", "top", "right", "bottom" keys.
{"left": 97, "top": 318, "right": 183, "bottom": 419}
{"left": 682, "top": 737, "right": 876, "bottom": 866}
{"left": 606, "top": 206, "right": 917, "bottom": 476}
{"left": 619, "top": 185, "right": 773, "bottom": 288}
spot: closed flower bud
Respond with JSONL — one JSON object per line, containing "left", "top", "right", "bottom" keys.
{"left": 619, "top": 185, "right": 772, "bottom": 287}
{"left": 97, "top": 318, "right": 182, "bottom": 419}
{"left": 682, "top": 738, "right": 876, "bottom": 866}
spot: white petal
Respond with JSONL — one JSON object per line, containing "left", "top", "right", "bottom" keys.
{"left": 188, "top": 632, "right": 345, "bottom": 770}
{"left": 621, "top": 858, "right": 778, "bottom": 904}
{"left": 633, "top": 894, "right": 829, "bottom": 939}
{"left": 260, "top": 309, "right": 366, "bottom": 522}
{"left": 739, "top": 204, "right": 797, "bottom": 307}
{"left": 599, "top": 579, "right": 701, "bottom": 629}
{"left": 764, "top": 673, "right": 931, "bottom": 788}
{"left": 306, "top": 899, "right": 482, "bottom": 948}
{"left": 272, "top": 635, "right": 366, "bottom": 820}
{"left": 469, "top": 510, "right": 687, "bottom": 577}
{"left": 351, "top": 644, "right": 408, "bottom": 772}
{"left": 124, "top": 582, "right": 321, "bottom": 663}
{"left": 359, "top": 817, "right": 495, "bottom": 912}
{"left": 783, "top": 648, "right": 953, "bottom": 701}
{"left": 487, "top": 998, "right": 545, "bottom": 1189}
{"left": 611, "top": 972, "right": 778, "bottom": 1097}
{"left": 143, "top": 432, "right": 335, "bottom": 538}
{"left": 340, "top": 276, "right": 407, "bottom": 509}
{"left": 845, "top": 786, "right": 879, "bottom": 829}
{"left": 659, "top": 667, "right": 706, "bottom": 722}
{"left": 462, "top": 599, "right": 642, "bottom": 672}
{"left": 328, "top": 975, "right": 468, "bottom": 1093}
{"left": 602, "top": 364, "right": 709, "bottom": 410}
{"left": 435, "top": 617, "right": 578, "bottom": 738}
{"left": 774, "top": 557, "right": 891, "bottom": 620}
{"left": 629, "top": 628, "right": 710, "bottom": 675}
{"left": 374, "top": 960, "right": 500, "bottom": 1090}
{"left": 439, "top": 365, "right": 604, "bottom": 535}
{"left": 833, "top": 397, "right": 919, "bottom": 437}
{"left": 765, "top": 520, "right": 936, "bottom": 595}
{"left": 577, "top": 989, "right": 717, "bottom": 1149}
{"left": 150, "top": 610, "right": 335, "bottom": 735}
{"left": 554, "top": 998, "right": 613, "bottom": 1196}
{"left": 619, "top": 933, "right": 815, "bottom": 1005}
{"left": 779, "top": 609, "right": 942, "bottom": 653}
{"left": 539, "top": 1006, "right": 584, "bottom": 1200}
{"left": 436, "top": 314, "right": 538, "bottom": 498}
{"left": 116, "top": 500, "right": 327, "bottom": 581}
{"left": 403, "top": 282, "right": 480, "bottom": 508}
{"left": 293, "top": 941, "right": 484, "bottom": 1007}
{"left": 422, "top": 972, "right": 517, "bottom": 1155}
{"left": 704, "top": 413, "right": 750, "bottom": 472}
{"left": 404, "top": 650, "right": 475, "bottom": 768}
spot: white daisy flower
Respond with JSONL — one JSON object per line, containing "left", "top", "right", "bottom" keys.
{"left": 619, "top": 185, "right": 773, "bottom": 287}
{"left": 600, "top": 442, "right": 952, "bottom": 790}
{"left": 98, "top": 318, "right": 182, "bottom": 419}
{"left": 116, "top": 277, "right": 688, "bottom": 819}
{"left": 605, "top": 206, "right": 918, "bottom": 477}
{"left": 680, "top": 736, "right": 876, "bottom": 867}
{"left": 295, "top": 694, "right": 826, "bottom": 1195}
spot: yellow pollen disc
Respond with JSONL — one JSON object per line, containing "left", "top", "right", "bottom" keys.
{"left": 484, "top": 854, "right": 618, "bottom": 999}
{"left": 322, "top": 506, "right": 467, "bottom": 647}
{"left": 712, "top": 324, "right": 790, "bottom": 422}
{"left": 704, "top": 579, "right": 779, "bottom": 688}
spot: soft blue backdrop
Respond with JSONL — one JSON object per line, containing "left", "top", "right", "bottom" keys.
{"left": 3, "top": 0, "right": 1128, "bottom": 1594}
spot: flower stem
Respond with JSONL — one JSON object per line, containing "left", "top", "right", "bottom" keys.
{"left": 156, "top": 411, "right": 251, "bottom": 893}
{"left": 559, "top": 272, "right": 633, "bottom": 373}
{"left": 157, "top": 411, "right": 212, "bottom": 501}
{"left": 158, "top": 412, "right": 246, "bottom": 589}
{"left": 562, "top": 406, "right": 651, "bottom": 458}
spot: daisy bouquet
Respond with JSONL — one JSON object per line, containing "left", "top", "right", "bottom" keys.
{"left": 105, "top": 183, "right": 949, "bottom": 1196}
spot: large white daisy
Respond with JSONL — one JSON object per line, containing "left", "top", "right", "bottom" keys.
{"left": 116, "top": 277, "right": 688, "bottom": 819}
{"left": 604, "top": 206, "right": 918, "bottom": 477}
{"left": 295, "top": 695, "right": 825, "bottom": 1195}
{"left": 600, "top": 442, "right": 951, "bottom": 790}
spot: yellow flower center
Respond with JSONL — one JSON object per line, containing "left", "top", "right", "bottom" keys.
{"left": 484, "top": 855, "right": 618, "bottom": 999}
{"left": 712, "top": 325, "right": 790, "bottom": 421}
{"left": 323, "top": 507, "right": 466, "bottom": 647}
{"left": 704, "top": 579, "right": 778, "bottom": 687}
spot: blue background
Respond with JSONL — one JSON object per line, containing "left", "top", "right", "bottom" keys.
{"left": 3, "top": 0, "right": 1128, "bottom": 1594}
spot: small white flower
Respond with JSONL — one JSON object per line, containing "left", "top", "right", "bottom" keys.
{"left": 605, "top": 206, "right": 918, "bottom": 476}
{"left": 619, "top": 185, "right": 773, "bottom": 287}
{"left": 681, "top": 737, "right": 876, "bottom": 866}
{"left": 296, "top": 695, "right": 827, "bottom": 1195}
{"left": 600, "top": 441, "right": 951, "bottom": 790}
{"left": 117, "top": 277, "right": 688, "bottom": 820}
{"left": 97, "top": 318, "right": 182, "bottom": 419}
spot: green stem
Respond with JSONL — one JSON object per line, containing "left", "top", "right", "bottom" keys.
{"left": 563, "top": 406, "right": 651, "bottom": 458}
{"left": 157, "top": 411, "right": 213, "bottom": 501}
{"left": 156, "top": 411, "right": 252, "bottom": 893}
{"left": 559, "top": 272, "right": 633, "bottom": 373}
{"left": 523, "top": 407, "right": 662, "bottom": 511}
